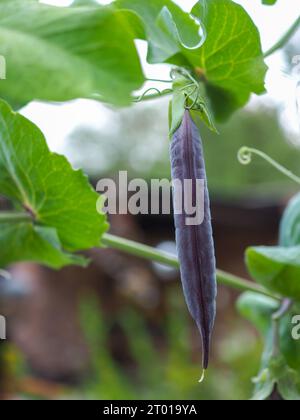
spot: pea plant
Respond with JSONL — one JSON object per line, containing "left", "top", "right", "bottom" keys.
{"left": 0, "top": 0, "right": 299, "bottom": 400}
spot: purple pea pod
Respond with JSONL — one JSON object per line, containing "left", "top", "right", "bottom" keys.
{"left": 170, "top": 110, "right": 217, "bottom": 370}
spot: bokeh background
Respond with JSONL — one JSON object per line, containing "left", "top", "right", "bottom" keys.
{"left": 0, "top": 0, "right": 300, "bottom": 400}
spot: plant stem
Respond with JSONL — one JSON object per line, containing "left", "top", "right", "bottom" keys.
{"left": 272, "top": 299, "right": 293, "bottom": 357}
{"left": 0, "top": 211, "right": 31, "bottom": 223}
{"left": 238, "top": 146, "right": 300, "bottom": 185}
{"left": 264, "top": 17, "right": 300, "bottom": 58}
{"left": 102, "top": 233, "right": 179, "bottom": 267}
{"left": 133, "top": 89, "right": 172, "bottom": 102}
{"left": 272, "top": 298, "right": 293, "bottom": 321}
{"left": 146, "top": 78, "right": 173, "bottom": 84}
{"left": 0, "top": 211, "right": 279, "bottom": 299}
{"left": 102, "top": 233, "right": 278, "bottom": 299}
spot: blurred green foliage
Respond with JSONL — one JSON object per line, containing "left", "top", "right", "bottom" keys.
{"left": 77, "top": 295, "right": 262, "bottom": 400}
{"left": 67, "top": 103, "right": 300, "bottom": 200}
{"left": 0, "top": 293, "right": 271, "bottom": 400}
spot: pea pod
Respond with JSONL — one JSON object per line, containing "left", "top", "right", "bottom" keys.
{"left": 170, "top": 110, "right": 217, "bottom": 370}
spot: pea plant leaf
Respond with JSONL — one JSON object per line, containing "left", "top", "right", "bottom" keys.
{"left": 115, "top": 0, "right": 203, "bottom": 64}
{"left": 156, "top": 6, "right": 205, "bottom": 54}
{"left": 280, "top": 313, "right": 300, "bottom": 371}
{"left": 253, "top": 354, "right": 300, "bottom": 401}
{"left": 169, "top": 86, "right": 186, "bottom": 136}
{"left": 237, "top": 292, "right": 278, "bottom": 335}
{"left": 191, "top": 0, "right": 268, "bottom": 121}
{"left": 237, "top": 293, "right": 300, "bottom": 371}
{"left": 169, "top": 72, "right": 218, "bottom": 136}
{"left": 0, "top": 100, "right": 108, "bottom": 269}
{"left": 0, "top": 0, "right": 144, "bottom": 108}
{"left": 249, "top": 313, "right": 300, "bottom": 401}
{"left": 117, "top": 0, "right": 267, "bottom": 128}
{"left": 0, "top": 223, "right": 88, "bottom": 269}
{"left": 246, "top": 246, "right": 300, "bottom": 299}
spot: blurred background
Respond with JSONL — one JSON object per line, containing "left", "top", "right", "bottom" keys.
{"left": 0, "top": 0, "right": 300, "bottom": 400}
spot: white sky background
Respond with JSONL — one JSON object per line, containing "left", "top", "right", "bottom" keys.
{"left": 25, "top": 0, "right": 300, "bottom": 152}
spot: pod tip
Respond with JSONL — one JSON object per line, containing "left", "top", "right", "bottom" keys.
{"left": 199, "top": 369, "right": 206, "bottom": 384}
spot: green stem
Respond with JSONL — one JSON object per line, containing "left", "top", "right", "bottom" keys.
{"left": 102, "top": 233, "right": 278, "bottom": 299}
{"left": 0, "top": 211, "right": 279, "bottom": 299}
{"left": 102, "top": 233, "right": 179, "bottom": 267}
{"left": 272, "top": 299, "right": 293, "bottom": 358}
{"left": 238, "top": 146, "right": 300, "bottom": 185}
{"left": 264, "top": 17, "right": 300, "bottom": 58}
{"left": 146, "top": 78, "right": 173, "bottom": 84}
{"left": 133, "top": 89, "right": 172, "bottom": 102}
{"left": 0, "top": 211, "right": 31, "bottom": 223}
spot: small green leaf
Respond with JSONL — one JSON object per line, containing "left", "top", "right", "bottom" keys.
{"left": 252, "top": 369, "right": 275, "bottom": 401}
{"left": 0, "top": 99, "right": 108, "bottom": 268}
{"left": 188, "top": 86, "right": 218, "bottom": 133}
{"left": 270, "top": 356, "right": 300, "bottom": 400}
{"left": 246, "top": 246, "right": 300, "bottom": 299}
{"left": 169, "top": 71, "right": 217, "bottom": 134}
{"left": 237, "top": 292, "right": 278, "bottom": 335}
{"left": 0, "top": 0, "right": 144, "bottom": 107}
{"left": 238, "top": 292, "right": 300, "bottom": 372}
{"left": 279, "top": 192, "right": 300, "bottom": 247}
{"left": 253, "top": 353, "right": 300, "bottom": 400}
{"left": 169, "top": 90, "right": 186, "bottom": 137}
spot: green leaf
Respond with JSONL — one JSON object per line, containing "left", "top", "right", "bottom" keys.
{"left": 253, "top": 355, "right": 300, "bottom": 400}
{"left": 269, "top": 356, "right": 300, "bottom": 400}
{"left": 252, "top": 322, "right": 300, "bottom": 400}
{"left": 279, "top": 192, "right": 300, "bottom": 247}
{"left": 117, "top": 0, "right": 267, "bottom": 121}
{"left": 0, "top": 223, "right": 88, "bottom": 269}
{"left": 238, "top": 292, "right": 300, "bottom": 371}
{"left": 169, "top": 70, "right": 217, "bottom": 135}
{"left": 237, "top": 292, "right": 278, "bottom": 335}
{"left": 169, "top": 89, "right": 186, "bottom": 137}
{"left": 279, "top": 313, "right": 300, "bottom": 371}
{"left": 262, "top": 0, "right": 277, "bottom": 5}
{"left": 0, "top": 99, "right": 108, "bottom": 268}
{"left": 246, "top": 246, "right": 300, "bottom": 299}
{"left": 188, "top": 87, "right": 218, "bottom": 133}
{"left": 115, "top": 0, "right": 203, "bottom": 64}
{"left": 252, "top": 371, "right": 275, "bottom": 400}
{"left": 156, "top": 6, "right": 204, "bottom": 51}
{"left": 191, "top": 0, "right": 268, "bottom": 121}
{"left": 0, "top": 0, "right": 144, "bottom": 107}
